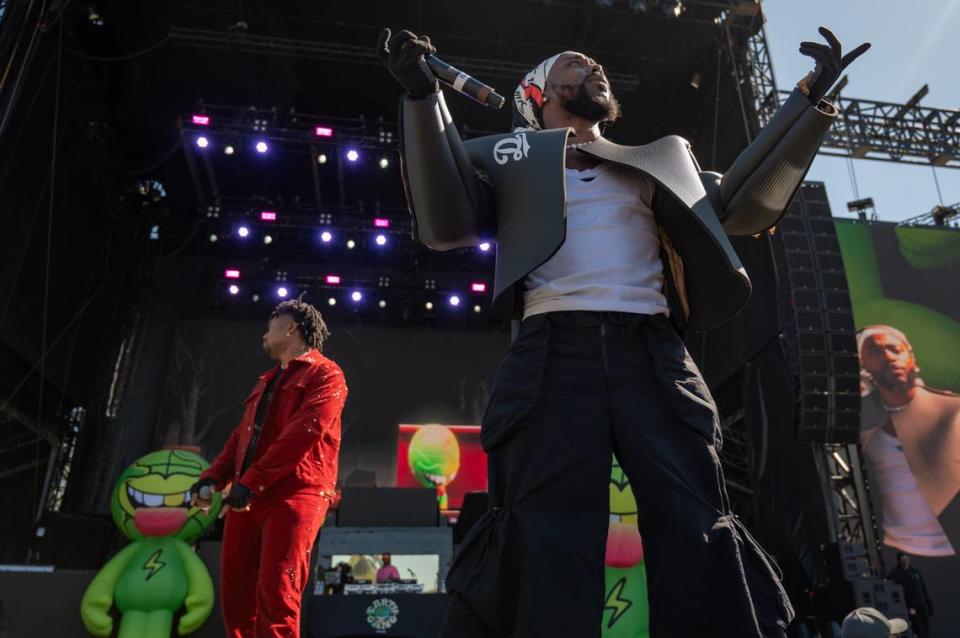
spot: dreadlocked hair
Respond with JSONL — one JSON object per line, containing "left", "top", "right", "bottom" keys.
{"left": 271, "top": 296, "right": 331, "bottom": 351}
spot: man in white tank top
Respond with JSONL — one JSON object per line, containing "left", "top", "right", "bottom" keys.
{"left": 858, "top": 326, "right": 960, "bottom": 556}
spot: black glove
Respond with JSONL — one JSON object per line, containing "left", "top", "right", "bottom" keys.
{"left": 376, "top": 28, "right": 439, "bottom": 98}
{"left": 798, "top": 26, "right": 871, "bottom": 104}
{"left": 189, "top": 477, "right": 217, "bottom": 500}
{"left": 224, "top": 483, "right": 253, "bottom": 509}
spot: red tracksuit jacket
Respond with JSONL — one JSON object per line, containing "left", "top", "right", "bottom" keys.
{"left": 201, "top": 349, "right": 347, "bottom": 499}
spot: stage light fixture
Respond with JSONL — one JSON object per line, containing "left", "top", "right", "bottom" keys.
{"left": 374, "top": 218, "right": 390, "bottom": 228}
{"left": 277, "top": 286, "right": 289, "bottom": 298}
{"left": 263, "top": 235, "right": 273, "bottom": 245}
{"left": 320, "top": 231, "right": 333, "bottom": 243}
{"left": 328, "top": 297, "right": 337, "bottom": 306}
{"left": 351, "top": 291, "right": 363, "bottom": 302}
{"left": 471, "top": 282, "right": 487, "bottom": 293}
{"left": 314, "top": 126, "right": 334, "bottom": 137}
{"left": 192, "top": 114, "right": 210, "bottom": 126}
{"left": 260, "top": 211, "right": 277, "bottom": 221}
{"left": 228, "top": 285, "right": 240, "bottom": 295}
{"left": 347, "top": 239, "right": 356, "bottom": 249}
{"left": 479, "top": 242, "right": 491, "bottom": 252}
{"left": 326, "top": 275, "right": 341, "bottom": 285}
{"left": 237, "top": 226, "right": 250, "bottom": 238}
{"left": 196, "top": 136, "right": 210, "bottom": 149}
{"left": 224, "top": 145, "right": 235, "bottom": 155}
{"left": 375, "top": 234, "right": 387, "bottom": 246}
{"left": 255, "top": 140, "right": 269, "bottom": 154}
{"left": 379, "top": 157, "right": 389, "bottom": 169}
{"left": 473, "top": 305, "right": 482, "bottom": 313}
{"left": 346, "top": 149, "right": 359, "bottom": 162}
{"left": 449, "top": 295, "right": 461, "bottom": 307}
{"left": 318, "top": 153, "right": 328, "bottom": 164}
{"left": 662, "top": 0, "right": 683, "bottom": 17}
{"left": 209, "top": 233, "right": 218, "bottom": 242}
{"left": 224, "top": 269, "right": 240, "bottom": 279}
{"left": 378, "top": 300, "right": 387, "bottom": 308}
{"left": 425, "top": 301, "right": 434, "bottom": 310}
{"left": 252, "top": 294, "right": 260, "bottom": 302}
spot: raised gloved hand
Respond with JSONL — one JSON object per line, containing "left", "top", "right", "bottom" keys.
{"left": 223, "top": 483, "right": 252, "bottom": 509}
{"left": 797, "top": 26, "right": 871, "bottom": 105}
{"left": 189, "top": 477, "right": 217, "bottom": 510}
{"left": 377, "top": 28, "right": 439, "bottom": 98}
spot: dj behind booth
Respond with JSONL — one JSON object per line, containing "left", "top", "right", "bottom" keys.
{"left": 307, "top": 487, "right": 489, "bottom": 638}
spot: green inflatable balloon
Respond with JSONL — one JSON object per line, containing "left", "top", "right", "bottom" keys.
{"left": 407, "top": 425, "right": 460, "bottom": 509}
{"left": 81, "top": 449, "right": 221, "bottom": 638}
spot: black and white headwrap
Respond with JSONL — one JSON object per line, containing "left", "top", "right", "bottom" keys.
{"left": 511, "top": 53, "right": 567, "bottom": 132}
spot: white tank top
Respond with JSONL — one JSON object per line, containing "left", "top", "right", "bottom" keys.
{"left": 522, "top": 162, "right": 670, "bottom": 319}
{"left": 863, "top": 428, "right": 954, "bottom": 556}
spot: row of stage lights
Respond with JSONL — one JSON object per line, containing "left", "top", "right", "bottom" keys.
{"left": 204, "top": 209, "right": 494, "bottom": 254}
{"left": 190, "top": 115, "right": 391, "bottom": 167}
{"left": 222, "top": 270, "right": 488, "bottom": 314}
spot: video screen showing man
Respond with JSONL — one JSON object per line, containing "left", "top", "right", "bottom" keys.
{"left": 858, "top": 325, "right": 960, "bottom": 557}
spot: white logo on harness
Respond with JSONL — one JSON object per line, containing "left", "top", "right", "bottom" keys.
{"left": 493, "top": 133, "right": 530, "bottom": 165}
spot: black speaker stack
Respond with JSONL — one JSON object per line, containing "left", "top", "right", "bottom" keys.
{"left": 775, "top": 182, "right": 861, "bottom": 443}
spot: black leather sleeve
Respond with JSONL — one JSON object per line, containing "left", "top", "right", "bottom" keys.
{"left": 718, "top": 88, "right": 838, "bottom": 236}
{"left": 398, "top": 90, "right": 493, "bottom": 250}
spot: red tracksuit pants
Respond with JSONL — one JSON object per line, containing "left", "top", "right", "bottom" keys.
{"left": 220, "top": 489, "right": 329, "bottom": 638}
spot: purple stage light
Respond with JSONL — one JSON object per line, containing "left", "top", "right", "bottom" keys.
{"left": 237, "top": 226, "right": 250, "bottom": 238}
{"left": 346, "top": 149, "right": 359, "bottom": 162}
{"left": 255, "top": 140, "right": 269, "bottom": 154}
{"left": 375, "top": 234, "right": 387, "bottom": 246}
{"left": 196, "top": 136, "right": 210, "bottom": 149}
{"left": 277, "top": 286, "right": 289, "bottom": 298}
{"left": 192, "top": 114, "right": 210, "bottom": 126}
{"left": 224, "top": 269, "right": 241, "bottom": 279}
{"left": 260, "top": 211, "right": 277, "bottom": 221}
{"left": 320, "top": 231, "right": 333, "bottom": 243}
{"left": 314, "top": 126, "right": 334, "bottom": 137}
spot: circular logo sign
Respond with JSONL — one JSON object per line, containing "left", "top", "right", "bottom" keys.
{"left": 365, "top": 598, "right": 399, "bottom": 632}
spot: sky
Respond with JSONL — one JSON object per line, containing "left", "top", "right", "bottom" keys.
{"left": 762, "top": 0, "right": 960, "bottom": 221}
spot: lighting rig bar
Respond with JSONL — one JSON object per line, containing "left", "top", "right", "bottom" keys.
{"left": 169, "top": 27, "right": 642, "bottom": 92}
{"left": 898, "top": 202, "right": 960, "bottom": 228}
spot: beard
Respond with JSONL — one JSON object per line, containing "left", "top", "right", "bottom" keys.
{"left": 560, "top": 80, "right": 621, "bottom": 125}
{"left": 872, "top": 366, "right": 918, "bottom": 393}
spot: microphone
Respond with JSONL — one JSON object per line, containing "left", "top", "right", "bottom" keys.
{"left": 199, "top": 485, "right": 212, "bottom": 500}
{"left": 423, "top": 56, "right": 505, "bottom": 110}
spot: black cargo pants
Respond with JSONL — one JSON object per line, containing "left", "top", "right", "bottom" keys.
{"left": 441, "top": 312, "right": 793, "bottom": 638}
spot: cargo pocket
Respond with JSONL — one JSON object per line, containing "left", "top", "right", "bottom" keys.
{"left": 480, "top": 315, "right": 551, "bottom": 452}
{"left": 445, "top": 506, "right": 513, "bottom": 631}
{"left": 726, "top": 514, "right": 795, "bottom": 630}
{"left": 647, "top": 315, "right": 722, "bottom": 447}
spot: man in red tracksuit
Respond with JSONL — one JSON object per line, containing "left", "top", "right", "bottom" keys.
{"left": 190, "top": 298, "right": 348, "bottom": 638}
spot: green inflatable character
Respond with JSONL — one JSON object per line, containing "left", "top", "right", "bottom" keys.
{"left": 603, "top": 455, "right": 650, "bottom": 638}
{"left": 407, "top": 424, "right": 461, "bottom": 509}
{"left": 80, "top": 449, "right": 222, "bottom": 638}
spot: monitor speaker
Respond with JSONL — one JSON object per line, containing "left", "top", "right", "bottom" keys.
{"left": 336, "top": 487, "right": 438, "bottom": 527}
